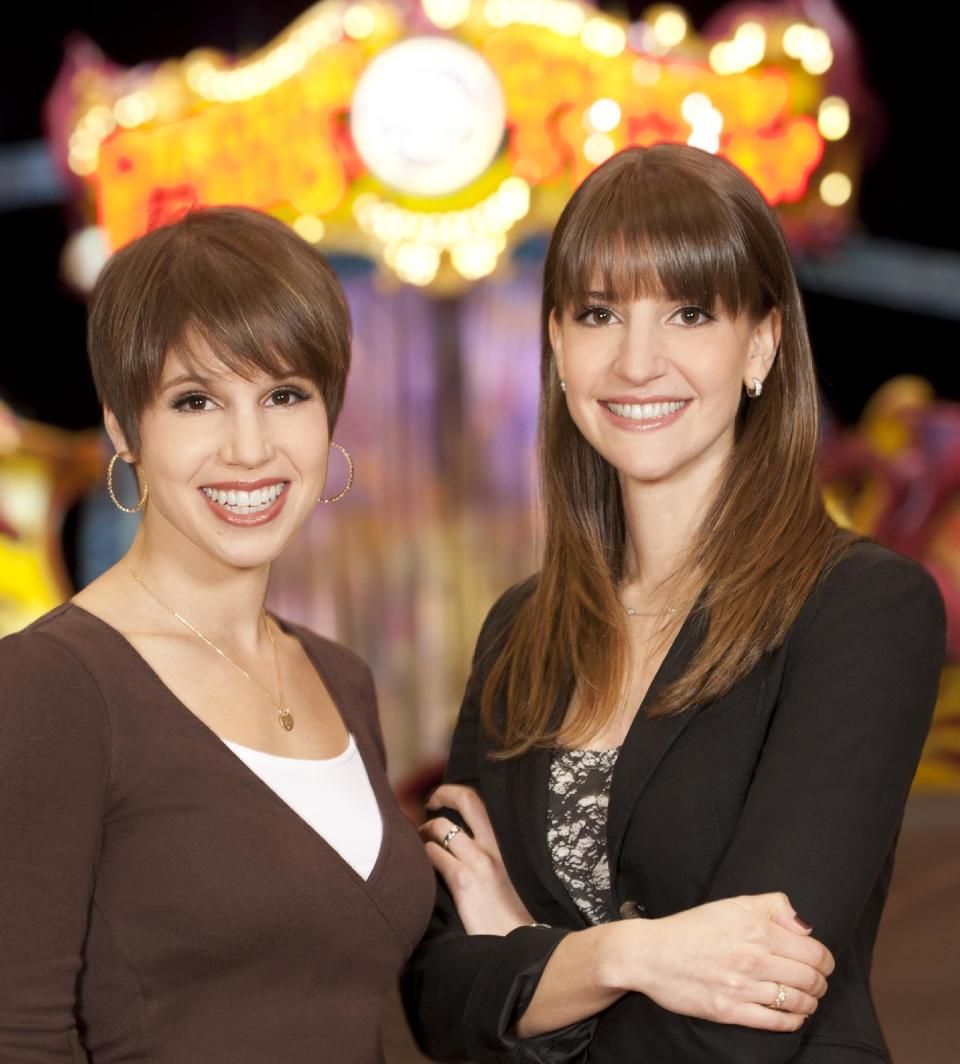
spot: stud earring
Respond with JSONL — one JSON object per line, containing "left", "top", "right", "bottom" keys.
{"left": 559, "top": 380, "right": 567, "bottom": 393}
{"left": 747, "top": 377, "right": 763, "bottom": 398}
{"left": 319, "top": 441, "right": 355, "bottom": 503}
{"left": 107, "top": 453, "right": 148, "bottom": 513}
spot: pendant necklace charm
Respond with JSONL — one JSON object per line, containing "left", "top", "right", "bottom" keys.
{"left": 278, "top": 708, "right": 295, "bottom": 732}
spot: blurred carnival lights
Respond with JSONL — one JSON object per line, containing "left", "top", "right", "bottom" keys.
{"left": 54, "top": 0, "right": 867, "bottom": 291}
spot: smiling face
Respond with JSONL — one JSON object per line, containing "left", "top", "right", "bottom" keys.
{"left": 107, "top": 336, "right": 331, "bottom": 572}
{"left": 549, "top": 292, "right": 778, "bottom": 487}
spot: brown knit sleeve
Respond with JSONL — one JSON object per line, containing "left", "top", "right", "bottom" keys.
{"left": 0, "top": 628, "right": 112, "bottom": 1062}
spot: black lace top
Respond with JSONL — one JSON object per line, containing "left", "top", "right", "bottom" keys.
{"left": 546, "top": 747, "right": 621, "bottom": 925}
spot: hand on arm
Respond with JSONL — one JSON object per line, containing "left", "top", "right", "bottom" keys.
{"left": 421, "top": 783, "right": 534, "bottom": 936}
{"left": 516, "top": 891, "right": 833, "bottom": 1038}
{"left": 422, "top": 786, "right": 832, "bottom": 1037}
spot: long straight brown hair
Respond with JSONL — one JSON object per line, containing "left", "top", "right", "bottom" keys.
{"left": 481, "top": 144, "right": 853, "bottom": 757}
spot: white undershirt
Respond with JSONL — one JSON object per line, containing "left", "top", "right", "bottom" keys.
{"left": 223, "top": 734, "right": 384, "bottom": 880}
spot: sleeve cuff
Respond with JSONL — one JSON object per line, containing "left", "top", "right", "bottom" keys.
{"left": 463, "top": 925, "right": 597, "bottom": 1063}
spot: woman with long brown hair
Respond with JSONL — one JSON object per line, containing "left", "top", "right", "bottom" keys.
{"left": 402, "top": 144, "right": 945, "bottom": 1062}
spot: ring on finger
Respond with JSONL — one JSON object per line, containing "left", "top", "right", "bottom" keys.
{"left": 767, "top": 983, "right": 788, "bottom": 1010}
{"left": 440, "top": 826, "right": 461, "bottom": 850}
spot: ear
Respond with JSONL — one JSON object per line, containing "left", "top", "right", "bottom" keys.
{"left": 103, "top": 406, "right": 136, "bottom": 462}
{"left": 548, "top": 307, "right": 565, "bottom": 382}
{"left": 745, "top": 308, "right": 781, "bottom": 388}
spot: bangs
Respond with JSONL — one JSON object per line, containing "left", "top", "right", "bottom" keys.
{"left": 151, "top": 229, "right": 328, "bottom": 389}
{"left": 159, "top": 255, "right": 320, "bottom": 387}
{"left": 551, "top": 149, "right": 765, "bottom": 318}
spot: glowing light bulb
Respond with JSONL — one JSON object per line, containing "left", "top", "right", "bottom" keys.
{"left": 801, "top": 29, "right": 833, "bottom": 74}
{"left": 680, "top": 92, "right": 713, "bottom": 124}
{"left": 344, "top": 5, "right": 376, "bottom": 39}
{"left": 782, "top": 23, "right": 810, "bottom": 59}
{"left": 652, "top": 9, "right": 687, "bottom": 48}
{"left": 820, "top": 172, "right": 852, "bottom": 206}
{"left": 584, "top": 132, "right": 616, "bottom": 163}
{"left": 393, "top": 241, "right": 440, "bottom": 286}
{"left": 423, "top": 0, "right": 471, "bottom": 29}
{"left": 293, "top": 214, "right": 326, "bottom": 243}
{"left": 451, "top": 236, "right": 499, "bottom": 279}
{"left": 587, "top": 98, "right": 622, "bottom": 132}
{"left": 548, "top": 1, "right": 585, "bottom": 36}
{"left": 682, "top": 93, "right": 723, "bottom": 154}
{"left": 818, "top": 96, "right": 850, "bottom": 140}
{"left": 498, "top": 176, "right": 531, "bottom": 219}
{"left": 582, "top": 17, "right": 627, "bottom": 56}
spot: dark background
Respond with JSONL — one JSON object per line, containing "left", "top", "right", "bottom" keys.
{"left": 2, "top": 0, "right": 957, "bottom": 431}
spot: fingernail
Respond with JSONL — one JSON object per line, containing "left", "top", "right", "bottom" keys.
{"left": 793, "top": 914, "right": 813, "bottom": 931}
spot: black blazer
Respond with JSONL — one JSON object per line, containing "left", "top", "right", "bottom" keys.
{"left": 401, "top": 538, "right": 946, "bottom": 1063}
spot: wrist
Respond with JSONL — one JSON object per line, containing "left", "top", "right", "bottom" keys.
{"left": 594, "top": 917, "right": 658, "bottom": 994}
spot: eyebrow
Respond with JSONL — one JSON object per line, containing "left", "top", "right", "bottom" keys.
{"left": 161, "top": 373, "right": 220, "bottom": 391}
{"left": 160, "top": 369, "right": 312, "bottom": 392}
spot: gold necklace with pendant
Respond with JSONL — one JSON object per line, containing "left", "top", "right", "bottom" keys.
{"left": 126, "top": 565, "right": 295, "bottom": 731}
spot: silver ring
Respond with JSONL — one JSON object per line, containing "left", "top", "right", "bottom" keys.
{"left": 768, "top": 983, "right": 787, "bottom": 1010}
{"left": 440, "top": 826, "right": 461, "bottom": 850}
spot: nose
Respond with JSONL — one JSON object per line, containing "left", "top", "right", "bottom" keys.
{"left": 219, "top": 406, "right": 275, "bottom": 469}
{"left": 614, "top": 313, "right": 668, "bottom": 384}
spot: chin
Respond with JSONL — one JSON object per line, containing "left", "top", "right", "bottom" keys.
{"left": 189, "top": 515, "right": 300, "bottom": 570}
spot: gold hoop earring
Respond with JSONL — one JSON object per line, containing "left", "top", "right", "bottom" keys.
{"left": 319, "top": 441, "right": 354, "bottom": 504}
{"left": 107, "top": 453, "right": 148, "bottom": 513}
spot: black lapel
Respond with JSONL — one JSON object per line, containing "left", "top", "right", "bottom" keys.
{"left": 606, "top": 596, "right": 709, "bottom": 884}
{"left": 508, "top": 683, "right": 591, "bottom": 927}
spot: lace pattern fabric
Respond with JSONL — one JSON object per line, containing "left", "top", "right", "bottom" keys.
{"left": 546, "top": 747, "right": 620, "bottom": 925}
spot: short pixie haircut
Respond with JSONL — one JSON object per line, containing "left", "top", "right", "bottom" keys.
{"left": 87, "top": 206, "right": 352, "bottom": 453}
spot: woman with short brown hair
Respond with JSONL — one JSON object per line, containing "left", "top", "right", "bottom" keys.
{"left": 403, "top": 145, "right": 945, "bottom": 1062}
{"left": 0, "top": 206, "right": 434, "bottom": 1062}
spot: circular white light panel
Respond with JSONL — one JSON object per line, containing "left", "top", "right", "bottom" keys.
{"left": 350, "top": 37, "right": 506, "bottom": 197}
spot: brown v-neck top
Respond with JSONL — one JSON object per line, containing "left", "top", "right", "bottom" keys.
{"left": 0, "top": 603, "right": 435, "bottom": 1063}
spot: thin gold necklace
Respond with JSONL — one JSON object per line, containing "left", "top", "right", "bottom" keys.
{"left": 623, "top": 604, "right": 677, "bottom": 618}
{"left": 126, "top": 565, "right": 294, "bottom": 732}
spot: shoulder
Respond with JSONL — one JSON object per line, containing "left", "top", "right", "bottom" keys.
{"left": 787, "top": 535, "right": 945, "bottom": 663}
{"left": 280, "top": 618, "right": 374, "bottom": 686}
{"left": 0, "top": 605, "right": 113, "bottom": 741}
{"left": 812, "top": 536, "right": 942, "bottom": 624}
{"left": 473, "top": 575, "right": 539, "bottom": 664}
{"left": 1, "top": 604, "right": 109, "bottom": 687}
{"left": 280, "top": 618, "right": 374, "bottom": 690}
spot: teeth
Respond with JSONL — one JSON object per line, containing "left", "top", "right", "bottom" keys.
{"left": 201, "top": 483, "right": 286, "bottom": 515}
{"left": 606, "top": 400, "right": 687, "bottom": 421}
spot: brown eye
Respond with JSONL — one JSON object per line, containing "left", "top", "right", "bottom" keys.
{"left": 266, "top": 386, "right": 309, "bottom": 408}
{"left": 575, "top": 305, "right": 616, "bottom": 326}
{"left": 171, "top": 393, "right": 214, "bottom": 413}
{"left": 672, "top": 305, "right": 713, "bottom": 327}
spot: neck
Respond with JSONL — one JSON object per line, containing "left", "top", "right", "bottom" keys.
{"left": 123, "top": 519, "right": 271, "bottom": 655}
{"left": 619, "top": 444, "right": 728, "bottom": 594}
